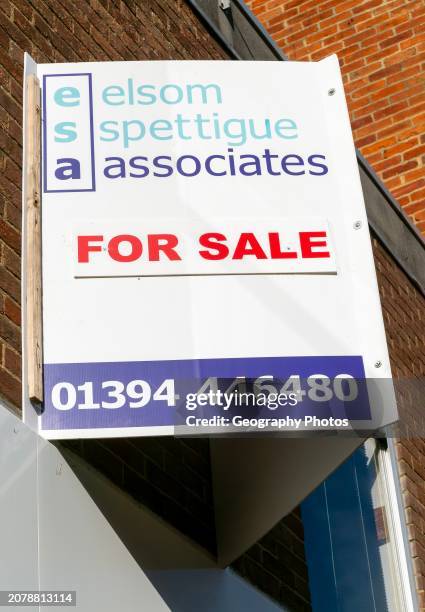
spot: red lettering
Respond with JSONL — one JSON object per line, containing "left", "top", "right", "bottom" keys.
{"left": 148, "top": 234, "right": 181, "bottom": 261}
{"left": 233, "top": 233, "right": 267, "bottom": 260}
{"left": 108, "top": 234, "right": 143, "bottom": 262}
{"left": 78, "top": 235, "right": 103, "bottom": 263}
{"left": 199, "top": 233, "right": 229, "bottom": 260}
{"left": 299, "top": 231, "right": 330, "bottom": 258}
{"left": 268, "top": 232, "right": 297, "bottom": 259}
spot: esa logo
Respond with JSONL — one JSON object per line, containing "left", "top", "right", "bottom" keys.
{"left": 43, "top": 73, "right": 95, "bottom": 193}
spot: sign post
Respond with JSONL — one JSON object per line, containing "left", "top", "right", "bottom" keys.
{"left": 24, "top": 73, "right": 43, "bottom": 405}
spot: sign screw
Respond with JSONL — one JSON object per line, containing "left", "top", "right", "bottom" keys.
{"left": 375, "top": 360, "right": 382, "bottom": 368}
{"left": 328, "top": 88, "right": 336, "bottom": 96}
{"left": 354, "top": 221, "right": 362, "bottom": 229}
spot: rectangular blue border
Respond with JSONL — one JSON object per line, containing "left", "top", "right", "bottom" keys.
{"left": 41, "top": 355, "right": 371, "bottom": 430}
{"left": 42, "top": 73, "right": 96, "bottom": 193}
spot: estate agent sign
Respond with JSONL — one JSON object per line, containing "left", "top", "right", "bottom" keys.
{"left": 22, "top": 54, "right": 397, "bottom": 438}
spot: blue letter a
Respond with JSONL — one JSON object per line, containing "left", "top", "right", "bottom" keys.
{"left": 55, "top": 158, "right": 81, "bottom": 180}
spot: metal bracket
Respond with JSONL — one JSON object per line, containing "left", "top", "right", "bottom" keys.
{"left": 219, "top": 0, "right": 234, "bottom": 28}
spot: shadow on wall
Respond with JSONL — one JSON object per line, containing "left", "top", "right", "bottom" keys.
{"left": 147, "top": 568, "right": 286, "bottom": 611}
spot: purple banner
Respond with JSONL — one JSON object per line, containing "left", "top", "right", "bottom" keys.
{"left": 41, "top": 355, "right": 371, "bottom": 431}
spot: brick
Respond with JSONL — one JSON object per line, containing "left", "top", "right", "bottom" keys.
{"left": 0, "top": 267, "right": 20, "bottom": 303}
{"left": 356, "top": 134, "right": 376, "bottom": 148}
{"left": 362, "top": 136, "right": 397, "bottom": 155}
{"left": 351, "top": 114, "right": 374, "bottom": 130}
{"left": 0, "top": 364, "right": 21, "bottom": 406}
{"left": 383, "top": 160, "right": 418, "bottom": 178}
{"left": 379, "top": 30, "right": 412, "bottom": 49}
{"left": 3, "top": 243, "right": 20, "bottom": 277}
{"left": 0, "top": 218, "right": 20, "bottom": 253}
{"left": 0, "top": 87, "right": 21, "bottom": 122}
{"left": 0, "top": 312, "right": 20, "bottom": 351}
{"left": 404, "top": 144, "right": 425, "bottom": 161}
{"left": 4, "top": 345, "right": 20, "bottom": 377}
{"left": 382, "top": 137, "right": 418, "bottom": 157}
{"left": 349, "top": 78, "right": 386, "bottom": 99}
{"left": 408, "top": 186, "right": 425, "bottom": 202}
{"left": 404, "top": 165, "right": 425, "bottom": 183}
{"left": 5, "top": 199, "right": 21, "bottom": 230}
{"left": 370, "top": 81, "right": 406, "bottom": 101}
{"left": 394, "top": 177, "right": 425, "bottom": 197}
{"left": 373, "top": 155, "right": 402, "bottom": 173}
{"left": 369, "top": 62, "right": 403, "bottom": 81}
{"left": 0, "top": 123, "right": 21, "bottom": 162}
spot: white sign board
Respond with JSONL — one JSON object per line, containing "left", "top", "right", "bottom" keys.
{"left": 22, "top": 55, "right": 396, "bottom": 438}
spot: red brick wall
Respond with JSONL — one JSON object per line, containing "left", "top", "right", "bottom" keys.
{"left": 246, "top": 0, "right": 425, "bottom": 233}
{"left": 374, "top": 237, "right": 425, "bottom": 609}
